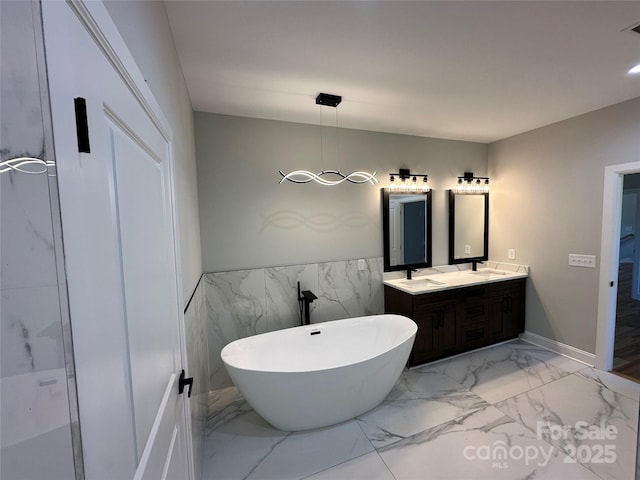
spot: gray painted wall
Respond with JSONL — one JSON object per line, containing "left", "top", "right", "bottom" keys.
{"left": 195, "top": 112, "right": 487, "bottom": 272}
{"left": 104, "top": 0, "right": 202, "bottom": 300}
{"left": 488, "top": 96, "right": 640, "bottom": 354}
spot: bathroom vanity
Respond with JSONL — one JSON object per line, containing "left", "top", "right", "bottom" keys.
{"left": 384, "top": 268, "right": 527, "bottom": 367}
{"left": 381, "top": 183, "right": 526, "bottom": 367}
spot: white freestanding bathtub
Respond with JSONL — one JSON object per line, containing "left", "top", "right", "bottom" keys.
{"left": 220, "top": 314, "right": 417, "bottom": 431}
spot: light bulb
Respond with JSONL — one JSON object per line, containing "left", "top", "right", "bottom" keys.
{"left": 457, "top": 178, "right": 464, "bottom": 193}
{"left": 410, "top": 176, "right": 418, "bottom": 192}
{"left": 422, "top": 177, "right": 429, "bottom": 192}
{"left": 483, "top": 179, "right": 489, "bottom": 193}
{"left": 389, "top": 175, "right": 396, "bottom": 191}
{"left": 400, "top": 178, "right": 407, "bottom": 192}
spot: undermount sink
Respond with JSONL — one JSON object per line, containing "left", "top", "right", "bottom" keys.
{"left": 400, "top": 277, "right": 446, "bottom": 288}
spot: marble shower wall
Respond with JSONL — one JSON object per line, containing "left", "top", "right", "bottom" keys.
{"left": 183, "top": 276, "right": 209, "bottom": 480}
{"left": 0, "top": 1, "right": 78, "bottom": 479}
{"left": 205, "top": 257, "right": 384, "bottom": 390}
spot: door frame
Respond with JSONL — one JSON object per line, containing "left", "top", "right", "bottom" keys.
{"left": 49, "top": 1, "right": 194, "bottom": 477}
{"left": 595, "top": 161, "right": 640, "bottom": 371}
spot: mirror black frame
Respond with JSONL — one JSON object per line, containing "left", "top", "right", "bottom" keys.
{"left": 448, "top": 190, "right": 489, "bottom": 265}
{"left": 382, "top": 189, "right": 433, "bottom": 272}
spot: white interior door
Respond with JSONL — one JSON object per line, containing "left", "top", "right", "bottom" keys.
{"left": 42, "top": 2, "right": 191, "bottom": 479}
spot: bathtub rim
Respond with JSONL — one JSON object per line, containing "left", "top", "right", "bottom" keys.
{"left": 220, "top": 314, "right": 417, "bottom": 374}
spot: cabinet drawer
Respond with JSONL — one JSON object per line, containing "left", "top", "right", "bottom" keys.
{"left": 458, "top": 285, "right": 487, "bottom": 301}
{"left": 414, "top": 291, "right": 457, "bottom": 311}
{"left": 460, "top": 299, "right": 488, "bottom": 324}
{"left": 461, "top": 324, "right": 489, "bottom": 348}
{"left": 488, "top": 278, "right": 526, "bottom": 296}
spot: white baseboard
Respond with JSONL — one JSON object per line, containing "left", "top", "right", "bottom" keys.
{"left": 519, "top": 331, "right": 595, "bottom": 367}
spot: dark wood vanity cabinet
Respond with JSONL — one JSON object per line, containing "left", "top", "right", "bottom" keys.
{"left": 457, "top": 285, "right": 489, "bottom": 351}
{"left": 488, "top": 278, "right": 526, "bottom": 342}
{"left": 413, "top": 298, "right": 458, "bottom": 365}
{"left": 384, "top": 278, "right": 526, "bottom": 367}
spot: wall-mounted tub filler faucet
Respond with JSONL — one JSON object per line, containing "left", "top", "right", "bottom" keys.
{"left": 298, "top": 281, "right": 317, "bottom": 326}
{"left": 471, "top": 259, "right": 483, "bottom": 271}
{"left": 406, "top": 268, "right": 418, "bottom": 280}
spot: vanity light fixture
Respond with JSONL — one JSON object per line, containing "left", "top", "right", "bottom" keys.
{"left": 456, "top": 172, "right": 489, "bottom": 193}
{"left": 628, "top": 63, "right": 640, "bottom": 74}
{"left": 389, "top": 168, "right": 429, "bottom": 193}
{"left": 279, "top": 93, "right": 378, "bottom": 186}
{"left": 0, "top": 156, "right": 55, "bottom": 176}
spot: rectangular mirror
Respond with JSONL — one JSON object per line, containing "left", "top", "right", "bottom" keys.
{"left": 448, "top": 191, "right": 489, "bottom": 264}
{"left": 382, "top": 189, "right": 432, "bottom": 271}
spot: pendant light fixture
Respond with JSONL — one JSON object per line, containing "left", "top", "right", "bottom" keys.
{"left": 279, "top": 93, "right": 378, "bottom": 186}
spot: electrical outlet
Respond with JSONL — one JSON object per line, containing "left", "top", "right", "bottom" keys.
{"left": 568, "top": 254, "right": 597, "bottom": 268}
{"left": 508, "top": 249, "right": 516, "bottom": 260}
{"left": 465, "top": 245, "right": 471, "bottom": 254}
{"left": 357, "top": 259, "right": 366, "bottom": 271}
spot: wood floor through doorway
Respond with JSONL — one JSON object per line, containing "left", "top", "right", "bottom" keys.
{"left": 613, "top": 263, "right": 640, "bottom": 383}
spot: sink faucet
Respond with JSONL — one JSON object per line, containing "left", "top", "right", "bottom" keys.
{"left": 471, "top": 259, "right": 483, "bottom": 271}
{"left": 406, "top": 267, "right": 418, "bottom": 280}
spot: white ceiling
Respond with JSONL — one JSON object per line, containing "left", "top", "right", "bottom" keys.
{"left": 165, "top": 1, "right": 640, "bottom": 143}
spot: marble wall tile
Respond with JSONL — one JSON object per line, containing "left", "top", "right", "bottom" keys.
{"left": 0, "top": 368, "right": 71, "bottom": 448}
{"left": 265, "top": 263, "right": 318, "bottom": 331}
{"left": 315, "top": 257, "right": 384, "bottom": 323}
{"left": 1, "top": 424, "right": 76, "bottom": 480}
{"left": 0, "top": 172, "right": 58, "bottom": 290}
{"left": 205, "top": 257, "right": 385, "bottom": 390}
{"left": 205, "top": 269, "right": 266, "bottom": 389}
{"left": 1, "top": 286, "right": 65, "bottom": 377}
{"left": 1, "top": 1, "right": 77, "bottom": 479}
{"left": 0, "top": 1, "right": 45, "bottom": 157}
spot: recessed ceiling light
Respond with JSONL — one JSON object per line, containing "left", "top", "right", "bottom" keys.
{"left": 628, "top": 64, "right": 640, "bottom": 74}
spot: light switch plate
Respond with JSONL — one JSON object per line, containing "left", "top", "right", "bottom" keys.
{"left": 568, "top": 254, "right": 597, "bottom": 268}
{"left": 357, "top": 259, "right": 366, "bottom": 271}
{"left": 465, "top": 245, "right": 471, "bottom": 254}
{"left": 508, "top": 249, "right": 516, "bottom": 260}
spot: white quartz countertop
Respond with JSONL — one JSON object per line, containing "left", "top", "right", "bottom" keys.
{"left": 383, "top": 265, "right": 528, "bottom": 295}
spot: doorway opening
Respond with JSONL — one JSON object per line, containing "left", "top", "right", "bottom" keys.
{"left": 611, "top": 175, "right": 640, "bottom": 381}
{"left": 595, "top": 161, "right": 640, "bottom": 374}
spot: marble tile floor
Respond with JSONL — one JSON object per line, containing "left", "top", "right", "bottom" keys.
{"left": 202, "top": 340, "right": 640, "bottom": 480}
